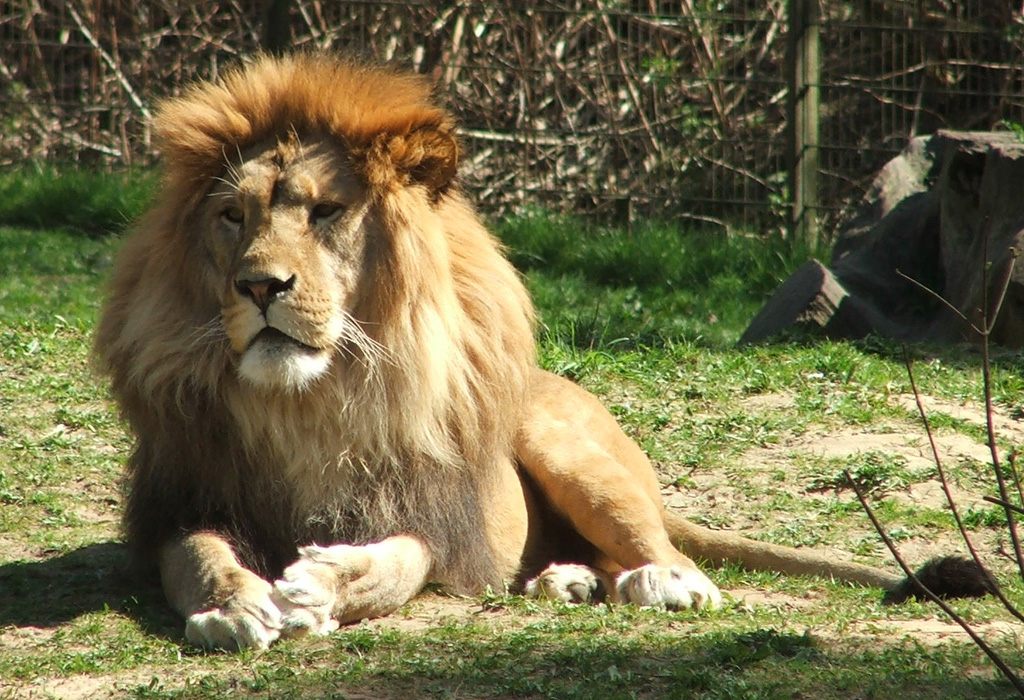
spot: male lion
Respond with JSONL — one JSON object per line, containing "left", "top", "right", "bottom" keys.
{"left": 96, "top": 54, "right": 985, "bottom": 650}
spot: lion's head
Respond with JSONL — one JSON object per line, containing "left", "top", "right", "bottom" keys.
{"left": 95, "top": 54, "right": 535, "bottom": 588}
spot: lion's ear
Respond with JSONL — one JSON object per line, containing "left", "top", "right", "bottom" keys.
{"left": 406, "top": 126, "right": 460, "bottom": 194}
{"left": 363, "top": 124, "right": 460, "bottom": 197}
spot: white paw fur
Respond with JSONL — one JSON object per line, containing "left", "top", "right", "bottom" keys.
{"left": 272, "top": 537, "right": 432, "bottom": 631}
{"left": 615, "top": 564, "right": 722, "bottom": 611}
{"left": 272, "top": 547, "right": 344, "bottom": 637}
{"left": 524, "top": 564, "right": 609, "bottom": 603}
{"left": 185, "top": 579, "right": 283, "bottom": 650}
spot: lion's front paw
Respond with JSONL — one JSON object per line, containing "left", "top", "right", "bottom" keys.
{"left": 184, "top": 577, "right": 283, "bottom": 650}
{"left": 272, "top": 550, "right": 342, "bottom": 638}
{"left": 616, "top": 564, "right": 722, "bottom": 611}
{"left": 524, "top": 564, "right": 611, "bottom": 603}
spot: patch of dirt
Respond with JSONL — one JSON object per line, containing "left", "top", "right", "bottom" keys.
{"left": 7, "top": 669, "right": 219, "bottom": 700}
{"left": 895, "top": 394, "right": 1024, "bottom": 445}
{"left": 794, "top": 429, "right": 991, "bottom": 468}
{"left": 838, "top": 618, "right": 1021, "bottom": 648}
{"left": 0, "top": 537, "right": 42, "bottom": 563}
{"left": 899, "top": 479, "right": 975, "bottom": 511}
{"left": 361, "top": 592, "right": 498, "bottom": 632}
{"left": 663, "top": 389, "right": 1020, "bottom": 590}
{"left": 0, "top": 624, "right": 57, "bottom": 647}
{"left": 676, "top": 388, "right": 1015, "bottom": 503}
{"left": 740, "top": 391, "right": 798, "bottom": 413}
{"left": 12, "top": 673, "right": 132, "bottom": 700}
{"left": 725, "top": 587, "right": 819, "bottom": 612}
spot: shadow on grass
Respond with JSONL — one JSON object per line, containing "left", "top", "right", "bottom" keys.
{"left": 748, "top": 326, "right": 1024, "bottom": 377}
{"left": 0, "top": 542, "right": 178, "bottom": 639}
{"left": 0, "top": 548, "right": 1014, "bottom": 698}
{"left": 142, "top": 625, "right": 1014, "bottom": 700}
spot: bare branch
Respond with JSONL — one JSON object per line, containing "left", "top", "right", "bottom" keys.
{"left": 903, "top": 349, "right": 1024, "bottom": 623}
{"left": 848, "top": 472, "right": 1024, "bottom": 695}
{"left": 983, "top": 495, "right": 1024, "bottom": 518}
{"left": 977, "top": 236, "right": 1024, "bottom": 580}
{"left": 895, "top": 269, "right": 981, "bottom": 335}
{"left": 65, "top": 1, "right": 151, "bottom": 120}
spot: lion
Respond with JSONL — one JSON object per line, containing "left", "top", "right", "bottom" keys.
{"left": 94, "top": 54, "right": 989, "bottom": 650}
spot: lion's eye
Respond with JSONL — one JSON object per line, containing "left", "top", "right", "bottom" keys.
{"left": 310, "top": 202, "right": 344, "bottom": 224}
{"left": 221, "top": 206, "right": 244, "bottom": 225}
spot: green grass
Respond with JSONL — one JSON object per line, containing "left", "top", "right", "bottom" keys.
{"left": 0, "top": 226, "right": 116, "bottom": 325}
{"left": 497, "top": 209, "right": 814, "bottom": 347}
{"left": 1, "top": 172, "right": 1023, "bottom": 698}
{"left": 0, "top": 166, "right": 155, "bottom": 236}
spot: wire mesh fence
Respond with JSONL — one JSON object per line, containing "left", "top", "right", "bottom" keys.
{"left": 815, "top": 1, "right": 1024, "bottom": 235}
{"left": 2, "top": 1, "right": 1023, "bottom": 239}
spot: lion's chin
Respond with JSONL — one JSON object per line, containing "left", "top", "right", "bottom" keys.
{"left": 237, "top": 328, "right": 332, "bottom": 392}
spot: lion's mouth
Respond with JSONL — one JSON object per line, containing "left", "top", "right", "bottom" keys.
{"left": 249, "top": 327, "right": 324, "bottom": 355}
{"left": 238, "top": 326, "right": 333, "bottom": 390}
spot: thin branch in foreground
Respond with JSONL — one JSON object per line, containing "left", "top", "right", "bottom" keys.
{"left": 902, "top": 350, "right": 1023, "bottom": 622}
{"left": 983, "top": 495, "right": 1024, "bottom": 518}
{"left": 900, "top": 239, "right": 1024, "bottom": 583}
{"left": 977, "top": 242, "right": 1024, "bottom": 581}
{"left": 846, "top": 472, "right": 1024, "bottom": 696}
{"left": 983, "top": 246, "right": 1019, "bottom": 337}
{"left": 895, "top": 268, "right": 982, "bottom": 336}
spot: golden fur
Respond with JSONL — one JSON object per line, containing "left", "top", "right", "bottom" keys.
{"left": 96, "top": 54, "right": 533, "bottom": 590}
{"left": 95, "top": 54, "right": 973, "bottom": 650}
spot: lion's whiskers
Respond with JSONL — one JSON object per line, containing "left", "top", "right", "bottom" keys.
{"left": 209, "top": 176, "right": 241, "bottom": 196}
{"left": 220, "top": 145, "right": 245, "bottom": 188}
{"left": 339, "top": 313, "right": 390, "bottom": 362}
{"left": 187, "top": 316, "right": 229, "bottom": 350}
{"left": 331, "top": 313, "right": 391, "bottom": 388}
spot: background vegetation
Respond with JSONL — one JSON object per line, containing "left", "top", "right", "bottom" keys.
{"left": 4, "top": 2, "right": 1023, "bottom": 235}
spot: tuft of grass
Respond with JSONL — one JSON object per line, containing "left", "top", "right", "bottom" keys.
{"left": 807, "top": 451, "right": 921, "bottom": 495}
{"left": 495, "top": 210, "right": 818, "bottom": 348}
{"left": 0, "top": 226, "right": 119, "bottom": 326}
{"left": 0, "top": 166, "right": 155, "bottom": 236}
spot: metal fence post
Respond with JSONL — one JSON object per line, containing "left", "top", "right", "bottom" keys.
{"left": 787, "top": 0, "right": 820, "bottom": 248}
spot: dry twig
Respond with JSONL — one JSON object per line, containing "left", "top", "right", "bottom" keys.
{"left": 848, "top": 473, "right": 1024, "bottom": 695}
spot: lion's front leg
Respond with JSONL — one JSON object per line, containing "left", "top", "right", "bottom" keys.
{"left": 160, "top": 532, "right": 283, "bottom": 650}
{"left": 272, "top": 534, "right": 433, "bottom": 637}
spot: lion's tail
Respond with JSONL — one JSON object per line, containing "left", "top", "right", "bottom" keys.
{"left": 663, "top": 511, "right": 995, "bottom": 602}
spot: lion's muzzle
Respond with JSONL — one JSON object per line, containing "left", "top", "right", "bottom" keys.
{"left": 227, "top": 264, "right": 340, "bottom": 391}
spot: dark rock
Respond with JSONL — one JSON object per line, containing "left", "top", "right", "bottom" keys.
{"left": 739, "top": 260, "right": 888, "bottom": 344}
{"left": 741, "top": 130, "right": 1024, "bottom": 346}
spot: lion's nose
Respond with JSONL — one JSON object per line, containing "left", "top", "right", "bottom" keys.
{"left": 234, "top": 274, "right": 296, "bottom": 312}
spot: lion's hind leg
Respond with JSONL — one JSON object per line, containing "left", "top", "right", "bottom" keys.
{"left": 518, "top": 370, "right": 722, "bottom": 612}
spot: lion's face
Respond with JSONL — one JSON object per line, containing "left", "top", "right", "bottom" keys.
{"left": 203, "top": 135, "right": 376, "bottom": 391}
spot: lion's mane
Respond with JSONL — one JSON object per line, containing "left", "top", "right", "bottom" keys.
{"left": 95, "top": 54, "right": 536, "bottom": 590}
